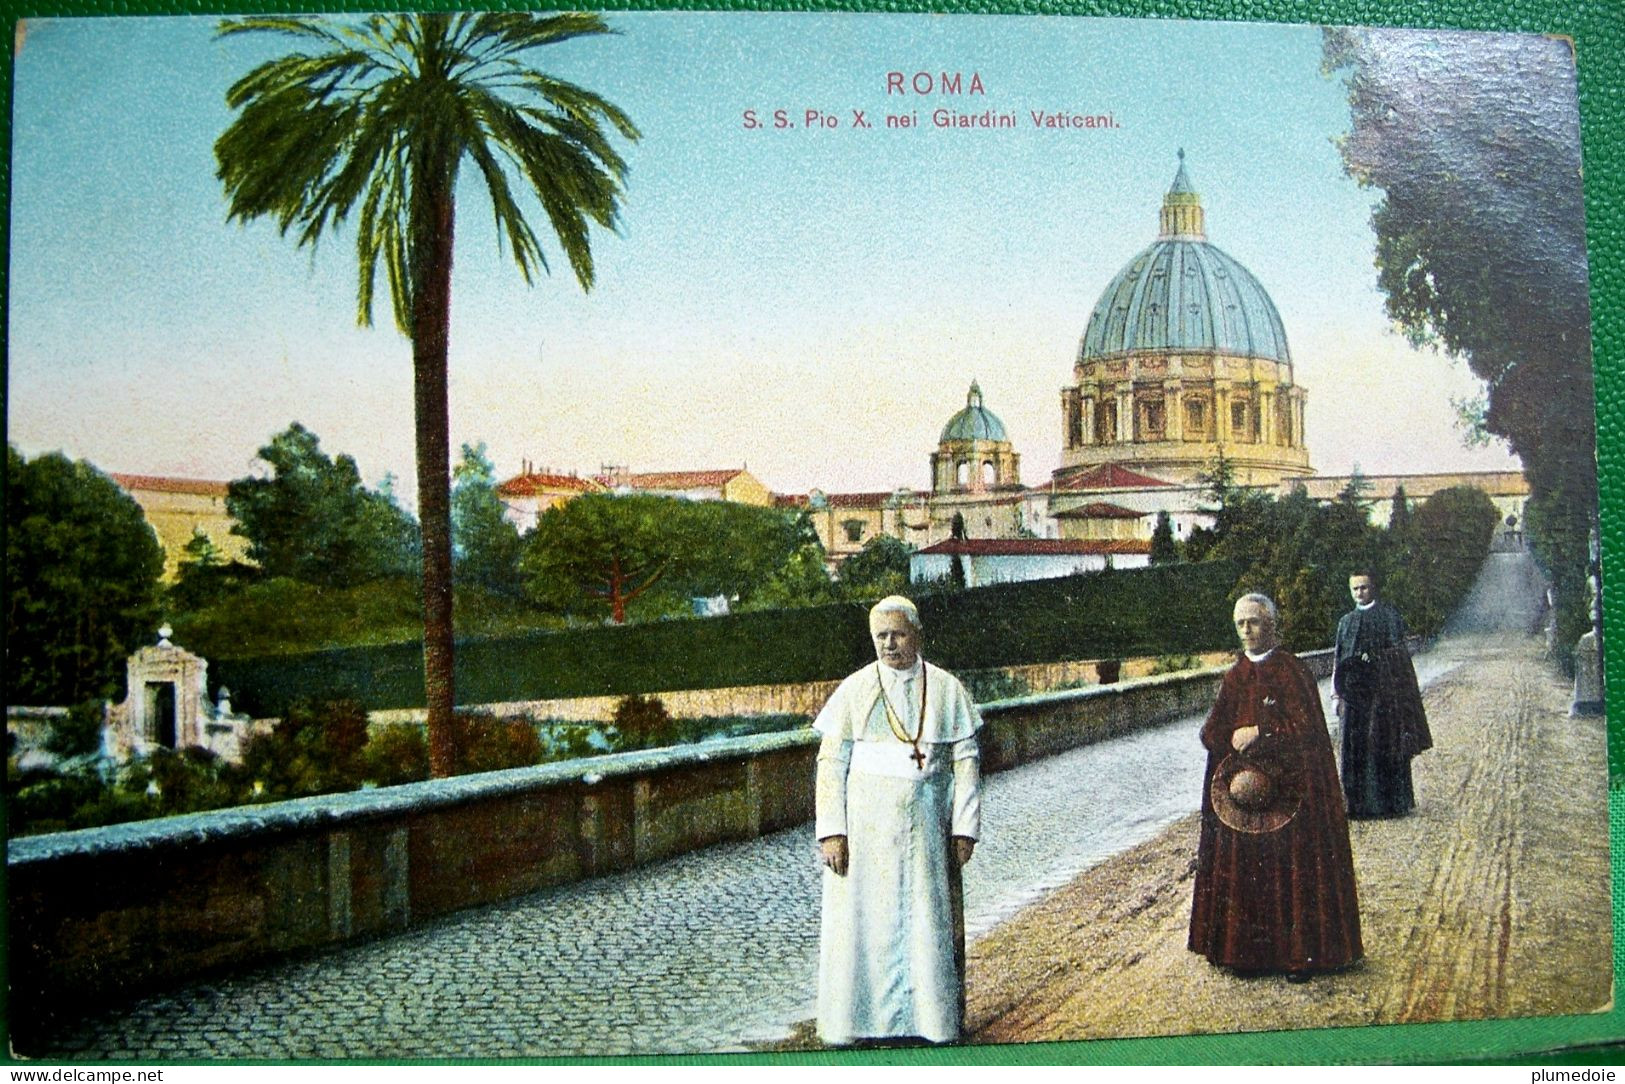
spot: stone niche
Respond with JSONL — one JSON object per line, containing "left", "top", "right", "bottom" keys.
{"left": 104, "top": 630, "right": 260, "bottom": 763}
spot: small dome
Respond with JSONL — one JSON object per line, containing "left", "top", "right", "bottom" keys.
{"left": 1079, "top": 153, "right": 1291, "bottom": 365}
{"left": 940, "top": 382, "right": 1008, "bottom": 442}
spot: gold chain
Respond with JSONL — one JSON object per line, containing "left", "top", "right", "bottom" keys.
{"left": 875, "top": 662, "right": 928, "bottom": 770}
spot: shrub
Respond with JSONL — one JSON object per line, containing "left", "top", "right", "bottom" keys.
{"left": 238, "top": 697, "right": 370, "bottom": 799}
{"left": 538, "top": 721, "right": 609, "bottom": 762}
{"left": 46, "top": 701, "right": 107, "bottom": 758}
{"left": 361, "top": 724, "right": 430, "bottom": 787}
{"left": 7, "top": 764, "right": 112, "bottom": 835}
{"left": 611, "top": 694, "right": 677, "bottom": 751}
{"left": 125, "top": 747, "right": 237, "bottom": 816}
{"left": 674, "top": 712, "right": 809, "bottom": 743}
{"left": 449, "top": 712, "right": 541, "bottom": 775}
{"left": 959, "top": 670, "right": 1032, "bottom": 703}
{"left": 170, "top": 576, "right": 563, "bottom": 662}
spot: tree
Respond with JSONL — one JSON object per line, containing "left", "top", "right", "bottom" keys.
{"left": 452, "top": 442, "right": 523, "bottom": 595}
{"left": 838, "top": 535, "right": 916, "bottom": 600}
{"left": 1324, "top": 28, "right": 1596, "bottom": 651}
{"left": 1337, "top": 466, "right": 1371, "bottom": 506}
{"left": 746, "top": 544, "right": 838, "bottom": 610}
{"left": 1387, "top": 484, "right": 1412, "bottom": 536}
{"left": 216, "top": 13, "right": 640, "bottom": 776}
{"left": 168, "top": 529, "right": 259, "bottom": 613}
{"left": 522, "top": 494, "right": 684, "bottom": 624}
{"left": 1203, "top": 485, "right": 1381, "bottom": 649}
{"left": 1195, "top": 448, "right": 1238, "bottom": 516}
{"left": 667, "top": 500, "right": 823, "bottom": 608}
{"left": 1394, "top": 486, "right": 1499, "bottom": 636}
{"left": 5, "top": 446, "right": 165, "bottom": 705}
{"left": 521, "top": 494, "right": 822, "bottom": 622}
{"left": 181, "top": 529, "right": 223, "bottom": 572}
{"left": 1149, "top": 510, "right": 1178, "bottom": 564}
{"left": 227, "top": 423, "right": 419, "bottom": 587}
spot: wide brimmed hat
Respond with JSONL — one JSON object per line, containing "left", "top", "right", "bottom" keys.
{"left": 1211, "top": 752, "right": 1302, "bottom": 834}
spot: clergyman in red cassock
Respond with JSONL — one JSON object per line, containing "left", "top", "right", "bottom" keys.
{"left": 1188, "top": 593, "right": 1364, "bottom": 978}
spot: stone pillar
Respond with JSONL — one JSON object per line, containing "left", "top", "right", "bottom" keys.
{"left": 382, "top": 825, "right": 411, "bottom": 928}
{"left": 1214, "top": 381, "right": 1232, "bottom": 444}
{"left": 1572, "top": 631, "right": 1604, "bottom": 717}
{"left": 327, "top": 831, "right": 353, "bottom": 940}
{"left": 1573, "top": 557, "right": 1605, "bottom": 717}
{"left": 1118, "top": 387, "right": 1134, "bottom": 443}
{"left": 1260, "top": 389, "right": 1276, "bottom": 446}
{"left": 633, "top": 778, "right": 655, "bottom": 864}
{"left": 1164, "top": 380, "right": 1183, "bottom": 441}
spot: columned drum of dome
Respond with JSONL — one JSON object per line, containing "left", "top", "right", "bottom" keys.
{"left": 1055, "top": 152, "right": 1312, "bottom": 490}
{"left": 932, "top": 381, "right": 1021, "bottom": 495}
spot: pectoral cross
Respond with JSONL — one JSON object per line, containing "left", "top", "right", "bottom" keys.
{"left": 910, "top": 744, "right": 927, "bottom": 771}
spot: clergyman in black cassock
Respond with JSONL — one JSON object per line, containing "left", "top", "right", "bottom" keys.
{"left": 1332, "top": 572, "right": 1432, "bottom": 818}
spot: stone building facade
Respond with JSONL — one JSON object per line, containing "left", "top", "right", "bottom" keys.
{"left": 111, "top": 473, "right": 250, "bottom": 581}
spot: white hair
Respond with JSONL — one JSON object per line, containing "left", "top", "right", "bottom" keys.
{"left": 1235, "top": 592, "right": 1278, "bottom": 623}
{"left": 869, "top": 595, "right": 922, "bottom": 630}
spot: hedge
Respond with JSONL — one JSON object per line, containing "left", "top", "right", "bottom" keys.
{"left": 214, "top": 560, "right": 1243, "bottom": 716}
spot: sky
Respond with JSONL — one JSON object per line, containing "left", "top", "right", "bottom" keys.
{"left": 6, "top": 12, "right": 1543, "bottom": 504}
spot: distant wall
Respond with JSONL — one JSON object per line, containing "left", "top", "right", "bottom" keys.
{"left": 7, "top": 648, "right": 1333, "bottom": 1050}
{"left": 366, "top": 651, "right": 1238, "bottom": 727}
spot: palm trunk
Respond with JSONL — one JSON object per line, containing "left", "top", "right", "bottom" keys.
{"left": 412, "top": 153, "right": 458, "bottom": 778}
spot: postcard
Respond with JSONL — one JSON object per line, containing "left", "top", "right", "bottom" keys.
{"left": 4, "top": 6, "right": 1617, "bottom": 1065}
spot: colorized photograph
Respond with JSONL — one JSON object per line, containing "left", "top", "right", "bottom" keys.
{"left": 4, "top": 10, "right": 1613, "bottom": 1061}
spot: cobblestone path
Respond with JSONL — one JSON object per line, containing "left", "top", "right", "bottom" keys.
{"left": 33, "top": 693, "right": 1263, "bottom": 1060}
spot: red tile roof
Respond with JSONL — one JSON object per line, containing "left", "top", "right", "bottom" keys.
{"left": 496, "top": 473, "right": 604, "bottom": 498}
{"left": 1053, "top": 502, "right": 1148, "bottom": 519}
{"left": 774, "top": 493, "right": 810, "bottom": 508}
{"left": 607, "top": 469, "right": 745, "bottom": 490}
{"left": 918, "top": 538, "right": 1151, "bottom": 556}
{"left": 1053, "top": 463, "right": 1176, "bottom": 490}
{"left": 826, "top": 492, "right": 893, "bottom": 508}
{"left": 110, "top": 473, "right": 230, "bottom": 498}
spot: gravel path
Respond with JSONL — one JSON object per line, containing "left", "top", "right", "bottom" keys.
{"left": 964, "top": 559, "right": 1612, "bottom": 1044}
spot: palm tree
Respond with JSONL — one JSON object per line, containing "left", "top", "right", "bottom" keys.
{"left": 216, "top": 13, "right": 639, "bottom": 776}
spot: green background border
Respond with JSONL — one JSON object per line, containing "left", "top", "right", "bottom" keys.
{"left": 1, "top": 0, "right": 1619, "bottom": 1067}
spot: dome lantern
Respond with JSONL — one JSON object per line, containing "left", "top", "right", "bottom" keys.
{"left": 939, "top": 379, "right": 1009, "bottom": 443}
{"left": 1159, "top": 148, "right": 1206, "bottom": 241}
{"left": 933, "top": 381, "right": 1020, "bottom": 495}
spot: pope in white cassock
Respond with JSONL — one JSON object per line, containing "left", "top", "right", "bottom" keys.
{"left": 814, "top": 595, "right": 984, "bottom": 1046}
